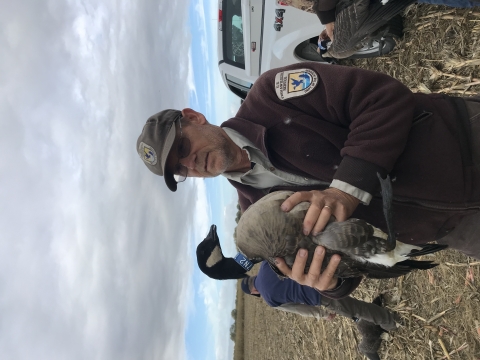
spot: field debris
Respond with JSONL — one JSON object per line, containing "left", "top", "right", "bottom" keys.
{"left": 341, "top": 5, "right": 480, "bottom": 96}
{"left": 238, "top": 247, "right": 480, "bottom": 359}
{"left": 438, "top": 338, "right": 450, "bottom": 359}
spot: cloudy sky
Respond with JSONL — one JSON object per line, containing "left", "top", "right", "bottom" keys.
{"left": 0, "top": 0, "right": 241, "bottom": 359}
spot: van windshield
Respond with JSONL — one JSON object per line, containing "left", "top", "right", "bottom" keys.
{"left": 223, "top": 0, "right": 245, "bottom": 68}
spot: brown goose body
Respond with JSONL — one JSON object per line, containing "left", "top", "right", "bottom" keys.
{"left": 236, "top": 191, "right": 445, "bottom": 279}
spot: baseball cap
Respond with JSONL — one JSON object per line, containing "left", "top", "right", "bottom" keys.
{"left": 241, "top": 276, "right": 260, "bottom": 297}
{"left": 137, "top": 109, "right": 182, "bottom": 192}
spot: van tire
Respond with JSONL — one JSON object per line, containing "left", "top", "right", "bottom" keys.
{"left": 294, "top": 41, "right": 331, "bottom": 63}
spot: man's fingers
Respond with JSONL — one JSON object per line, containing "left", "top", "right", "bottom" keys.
{"left": 303, "top": 205, "right": 322, "bottom": 235}
{"left": 312, "top": 207, "right": 333, "bottom": 235}
{"left": 274, "top": 257, "right": 291, "bottom": 277}
{"left": 308, "top": 246, "right": 325, "bottom": 279}
{"left": 281, "top": 192, "right": 307, "bottom": 212}
{"left": 316, "top": 254, "right": 341, "bottom": 290}
{"left": 290, "top": 248, "right": 308, "bottom": 282}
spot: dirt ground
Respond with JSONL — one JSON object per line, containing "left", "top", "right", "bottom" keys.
{"left": 239, "top": 250, "right": 480, "bottom": 360}
{"left": 233, "top": 4, "right": 480, "bottom": 360}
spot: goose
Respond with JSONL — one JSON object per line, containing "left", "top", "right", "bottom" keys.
{"left": 196, "top": 175, "right": 446, "bottom": 281}
{"left": 321, "top": 0, "right": 417, "bottom": 59}
{"left": 234, "top": 190, "right": 445, "bottom": 279}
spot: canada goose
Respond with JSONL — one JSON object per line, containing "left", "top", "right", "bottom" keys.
{"left": 322, "top": 0, "right": 416, "bottom": 59}
{"left": 196, "top": 175, "right": 446, "bottom": 281}
{"left": 234, "top": 190, "right": 445, "bottom": 279}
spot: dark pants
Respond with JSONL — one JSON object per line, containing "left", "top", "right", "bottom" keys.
{"left": 321, "top": 296, "right": 397, "bottom": 331}
{"left": 437, "top": 97, "right": 480, "bottom": 259}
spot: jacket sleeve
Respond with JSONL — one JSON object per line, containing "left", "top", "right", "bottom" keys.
{"left": 275, "top": 303, "right": 334, "bottom": 319}
{"left": 313, "top": 0, "right": 337, "bottom": 24}
{"left": 318, "top": 277, "right": 362, "bottom": 299}
{"left": 240, "top": 63, "right": 416, "bottom": 195}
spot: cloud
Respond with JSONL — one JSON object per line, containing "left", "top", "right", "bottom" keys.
{"left": 0, "top": 0, "right": 203, "bottom": 359}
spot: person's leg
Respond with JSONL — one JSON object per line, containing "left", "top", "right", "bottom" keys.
{"left": 321, "top": 296, "right": 398, "bottom": 331}
{"left": 438, "top": 97, "right": 480, "bottom": 260}
{"left": 417, "top": 0, "right": 479, "bottom": 7}
{"left": 464, "top": 96, "right": 480, "bottom": 167}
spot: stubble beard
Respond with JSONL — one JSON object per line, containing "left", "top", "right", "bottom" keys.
{"left": 203, "top": 128, "right": 236, "bottom": 177}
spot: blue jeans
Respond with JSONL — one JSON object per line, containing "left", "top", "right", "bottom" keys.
{"left": 417, "top": 0, "right": 479, "bottom": 7}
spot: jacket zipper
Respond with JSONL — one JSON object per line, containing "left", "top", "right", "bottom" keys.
{"left": 389, "top": 195, "right": 480, "bottom": 212}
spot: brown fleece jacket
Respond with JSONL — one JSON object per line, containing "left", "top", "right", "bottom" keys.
{"left": 222, "top": 63, "right": 479, "bottom": 296}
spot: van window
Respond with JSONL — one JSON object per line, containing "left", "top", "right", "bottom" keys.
{"left": 223, "top": 0, "right": 245, "bottom": 68}
{"left": 225, "top": 74, "right": 252, "bottom": 100}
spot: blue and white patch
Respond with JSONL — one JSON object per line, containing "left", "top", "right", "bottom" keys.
{"left": 275, "top": 68, "right": 319, "bottom": 100}
{"left": 234, "top": 252, "right": 254, "bottom": 271}
{"left": 139, "top": 142, "right": 157, "bottom": 166}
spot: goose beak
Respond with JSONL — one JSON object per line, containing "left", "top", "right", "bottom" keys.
{"left": 206, "top": 224, "right": 219, "bottom": 244}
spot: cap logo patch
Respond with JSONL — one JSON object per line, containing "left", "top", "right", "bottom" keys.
{"left": 275, "top": 68, "right": 319, "bottom": 100}
{"left": 139, "top": 142, "right": 157, "bottom": 166}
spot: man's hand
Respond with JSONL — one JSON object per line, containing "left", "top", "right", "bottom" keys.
{"left": 275, "top": 246, "right": 341, "bottom": 291}
{"left": 318, "top": 29, "right": 329, "bottom": 42}
{"left": 325, "top": 22, "right": 334, "bottom": 41}
{"left": 281, "top": 188, "right": 360, "bottom": 236}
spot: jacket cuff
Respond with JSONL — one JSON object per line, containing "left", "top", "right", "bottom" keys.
{"left": 330, "top": 179, "right": 373, "bottom": 205}
{"left": 315, "top": 9, "right": 336, "bottom": 25}
{"left": 333, "top": 156, "right": 388, "bottom": 195}
{"left": 317, "top": 277, "right": 362, "bottom": 299}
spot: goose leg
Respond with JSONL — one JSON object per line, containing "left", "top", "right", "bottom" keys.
{"left": 321, "top": 296, "right": 398, "bottom": 331}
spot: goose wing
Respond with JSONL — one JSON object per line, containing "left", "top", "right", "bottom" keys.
{"left": 327, "top": 0, "right": 371, "bottom": 57}
{"left": 314, "top": 219, "right": 390, "bottom": 257}
{"left": 328, "top": 0, "right": 416, "bottom": 58}
{"left": 353, "top": 0, "right": 416, "bottom": 38}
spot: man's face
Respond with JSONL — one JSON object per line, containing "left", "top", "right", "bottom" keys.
{"left": 166, "top": 120, "right": 236, "bottom": 179}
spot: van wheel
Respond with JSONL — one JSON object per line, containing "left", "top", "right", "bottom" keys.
{"left": 294, "top": 41, "right": 334, "bottom": 63}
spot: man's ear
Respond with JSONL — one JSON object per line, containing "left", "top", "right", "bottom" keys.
{"left": 181, "top": 108, "right": 207, "bottom": 125}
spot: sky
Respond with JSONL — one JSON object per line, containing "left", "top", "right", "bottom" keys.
{"left": 0, "top": 0, "right": 241, "bottom": 359}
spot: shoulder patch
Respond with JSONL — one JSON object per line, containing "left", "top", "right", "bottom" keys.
{"left": 274, "top": 68, "right": 319, "bottom": 100}
{"left": 139, "top": 142, "right": 157, "bottom": 166}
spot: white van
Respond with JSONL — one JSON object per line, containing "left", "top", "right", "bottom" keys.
{"left": 218, "top": 0, "right": 403, "bottom": 99}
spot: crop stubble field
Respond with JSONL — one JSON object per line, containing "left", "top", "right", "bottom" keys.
{"left": 233, "top": 4, "right": 480, "bottom": 360}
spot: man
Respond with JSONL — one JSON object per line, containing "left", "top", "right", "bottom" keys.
{"left": 137, "top": 63, "right": 480, "bottom": 292}
{"left": 241, "top": 261, "right": 398, "bottom": 331}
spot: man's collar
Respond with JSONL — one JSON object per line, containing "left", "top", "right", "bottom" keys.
{"left": 221, "top": 118, "right": 268, "bottom": 156}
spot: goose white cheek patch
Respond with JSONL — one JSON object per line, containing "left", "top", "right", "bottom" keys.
{"left": 206, "top": 246, "right": 223, "bottom": 268}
